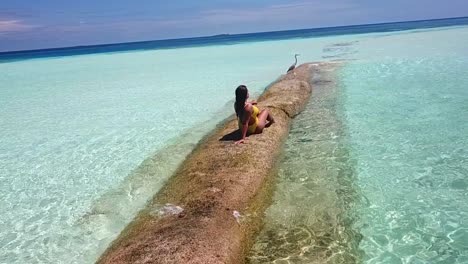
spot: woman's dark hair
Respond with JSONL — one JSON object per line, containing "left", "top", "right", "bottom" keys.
{"left": 235, "top": 85, "right": 248, "bottom": 117}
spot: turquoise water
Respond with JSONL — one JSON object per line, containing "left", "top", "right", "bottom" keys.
{"left": 249, "top": 63, "right": 361, "bottom": 263}
{"left": 249, "top": 26, "right": 468, "bottom": 264}
{"left": 0, "top": 31, "right": 364, "bottom": 263}
{"left": 342, "top": 57, "right": 468, "bottom": 263}
{"left": 0, "top": 45, "right": 289, "bottom": 262}
{"left": 1, "top": 22, "right": 468, "bottom": 263}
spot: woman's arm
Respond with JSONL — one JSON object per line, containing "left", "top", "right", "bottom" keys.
{"left": 235, "top": 104, "right": 252, "bottom": 144}
{"left": 235, "top": 116, "right": 250, "bottom": 144}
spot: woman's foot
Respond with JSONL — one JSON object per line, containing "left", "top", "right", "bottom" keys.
{"left": 265, "top": 117, "right": 275, "bottom": 128}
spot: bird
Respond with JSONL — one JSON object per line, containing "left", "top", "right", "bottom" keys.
{"left": 287, "top": 54, "right": 300, "bottom": 73}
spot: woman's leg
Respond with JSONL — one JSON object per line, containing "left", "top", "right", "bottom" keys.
{"left": 255, "top": 109, "right": 275, "bottom": 133}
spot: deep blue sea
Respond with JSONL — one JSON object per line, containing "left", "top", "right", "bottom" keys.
{"left": 1, "top": 17, "right": 467, "bottom": 61}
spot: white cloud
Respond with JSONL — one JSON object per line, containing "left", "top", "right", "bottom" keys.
{"left": 0, "top": 19, "right": 37, "bottom": 32}
{"left": 202, "top": 0, "right": 356, "bottom": 21}
{"left": 144, "top": 0, "right": 363, "bottom": 32}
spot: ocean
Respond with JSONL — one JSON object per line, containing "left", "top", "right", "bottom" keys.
{"left": 1, "top": 17, "right": 467, "bottom": 263}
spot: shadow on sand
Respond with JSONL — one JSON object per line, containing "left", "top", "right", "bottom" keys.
{"left": 219, "top": 129, "right": 241, "bottom": 141}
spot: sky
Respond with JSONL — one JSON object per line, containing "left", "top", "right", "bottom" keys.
{"left": 1, "top": 0, "right": 467, "bottom": 52}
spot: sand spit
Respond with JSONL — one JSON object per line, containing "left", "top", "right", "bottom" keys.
{"left": 98, "top": 63, "right": 316, "bottom": 264}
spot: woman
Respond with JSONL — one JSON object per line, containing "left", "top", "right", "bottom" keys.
{"left": 234, "top": 85, "right": 275, "bottom": 144}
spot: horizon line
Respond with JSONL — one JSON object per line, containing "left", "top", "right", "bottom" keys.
{"left": 1, "top": 15, "right": 467, "bottom": 55}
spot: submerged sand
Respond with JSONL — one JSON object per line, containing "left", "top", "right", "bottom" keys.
{"left": 98, "top": 63, "right": 315, "bottom": 264}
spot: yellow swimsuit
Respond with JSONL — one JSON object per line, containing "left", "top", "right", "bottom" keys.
{"left": 239, "top": 105, "right": 260, "bottom": 134}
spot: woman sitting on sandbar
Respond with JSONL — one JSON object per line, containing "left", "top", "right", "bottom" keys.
{"left": 234, "top": 85, "right": 275, "bottom": 144}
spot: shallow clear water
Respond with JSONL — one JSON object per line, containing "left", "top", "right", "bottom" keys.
{"left": 0, "top": 30, "right": 370, "bottom": 263}
{"left": 1, "top": 22, "right": 468, "bottom": 263}
{"left": 249, "top": 26, "right": 468, "bottom": 264}
{"left": 0, "top": 45, "right": 291, "bottom": 262}
{"left": 249, "top": 63, "right": 362, "bottom": 264}
{"left": 342, "top": 57, "right": 468, "bottom": 263}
